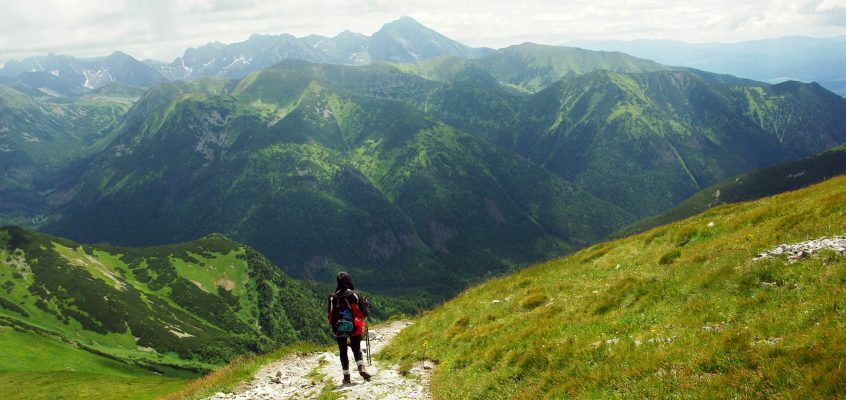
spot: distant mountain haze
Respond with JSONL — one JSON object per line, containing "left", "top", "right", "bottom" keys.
{"left": 148, "top": 16, "right": 493, "bottom": 81}
{"left": 0, "top": 51, "right": 167, "bottom": 97}
{"left": 571, "top": 36, "right": 846, "bottom": 97}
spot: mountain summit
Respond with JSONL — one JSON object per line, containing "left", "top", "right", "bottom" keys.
{"left": 150, "top": 17, "right": 492, "bottom": 80}
{"left": 368, "top": 16, "right": 492, "bottom": 63}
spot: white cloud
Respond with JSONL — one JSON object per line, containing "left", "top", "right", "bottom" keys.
{"left": 0, "top": 0, "right": 844, "bottom": 65}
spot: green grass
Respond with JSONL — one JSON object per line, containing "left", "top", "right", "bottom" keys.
{"left": 1, "top": 227, "right": 331, "bottom": 382}
{"left": 0, "top": 372, "right": 186, "bottom": 400}
{"left": 383, "top": 175, "right": 846, "bottom": 399}
{"left": 0, "top": 327, "right": 187, "bottom": 400}
{"left": 160, "top": 343, "right": 321, "bottom": 400}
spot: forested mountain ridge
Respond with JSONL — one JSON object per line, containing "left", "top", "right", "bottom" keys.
{"left": 0, "top": 227, "right": 326, "bottom": 373}
{"left": 44, "top": 72, "right": 631, "bottom": 296}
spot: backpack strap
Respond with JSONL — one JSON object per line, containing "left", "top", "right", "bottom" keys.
{"left": 342, "top": 294, "right": 352, "bottom": 311}
{"left": 329, "top": 292, "right": 353, "bottom": 318}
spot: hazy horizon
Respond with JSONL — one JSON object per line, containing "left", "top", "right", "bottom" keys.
{"left": 2, "top": 0, "right": 845, "bottom": 66}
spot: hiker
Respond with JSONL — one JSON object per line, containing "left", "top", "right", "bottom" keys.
{"left": 328, "top": 271, "right": 372, "bottom": 383}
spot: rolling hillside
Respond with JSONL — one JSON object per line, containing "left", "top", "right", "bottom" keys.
{"left": 512, "top": 70, "right": 846, "bottom": 216}
{"left": 0, "top": 227, "right": 327, "bottom": 375}
{"left": 384, "top": 175, "right": 846, "bottom": 399}
{"left": 396, "top": 42, "right": 671, "bottom": 93}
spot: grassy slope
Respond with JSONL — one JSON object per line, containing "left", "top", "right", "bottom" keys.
{"left": 0, "top": 228, "right": 328, "bottom": 373}
{"left": 384, "top": 175, "right": 846, "bottom": 399}
{"left": 621, "top": 144, "right": 846, "bottom": 236}
{"left": 0, "top": 326, "right": 186, "bottom": 400}
{"left": 0, "top": 225, "right": 415, "bottom": 400}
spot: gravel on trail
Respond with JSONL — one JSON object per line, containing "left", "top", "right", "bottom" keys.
{"left": 207, "top": 320, "right": 432, "bottom": 400}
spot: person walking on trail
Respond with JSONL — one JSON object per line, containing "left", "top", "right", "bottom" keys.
{"left": 328, "top": 271, "right": 372, "bottom": 384}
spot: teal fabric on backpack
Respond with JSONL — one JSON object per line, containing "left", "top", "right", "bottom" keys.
{"left": 331, "top": 294, "right": 355, "bottom": 337}
{"left": 334, "top": 308, "right": 355, "bottom": 337}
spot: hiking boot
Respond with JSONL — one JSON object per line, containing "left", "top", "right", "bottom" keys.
{"left": 342, "top": 373, "right": 351, "bottom": 384}
{"left": 357, "top": 361, "right": 372, "bottom": 381}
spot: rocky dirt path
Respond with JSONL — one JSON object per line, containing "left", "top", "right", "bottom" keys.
{"left": 208, "top": 321, "right": 432, "bottom": 400}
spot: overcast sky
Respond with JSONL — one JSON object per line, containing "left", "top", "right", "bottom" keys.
{"left": 1, "top": 0, "right": 845, "bottom": 65}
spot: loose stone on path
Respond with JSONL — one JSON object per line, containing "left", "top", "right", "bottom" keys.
{"left": 207, "top": 320, "right": 431, "bottom": 400}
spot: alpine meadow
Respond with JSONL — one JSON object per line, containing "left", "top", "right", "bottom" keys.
{"left": 1, "top": 6, "right": 845, "bottom": 400}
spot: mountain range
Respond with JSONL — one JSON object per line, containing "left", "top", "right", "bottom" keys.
{"left": 148, "top": 16, "right": 492, "bottom": 81}
{"left": 572, "top": 36, "right": 846, "bottom": 97}
{"left": 42, "top": 71, "right": 632, "bottom": 296}
{"left": 0, "top": 51, "right": 167, "bottom": 97}
{"left": 2, "top": 16, "right": 846, "bottom": 400}
{"left": 261, "top": 55, "right": 846, "bottom": 216}
{"left": 1, "top": 18, "right": 845, "bottom": 297}
{"left": 4, "top": 18, "right": 844, "bottom": 99}
{"left": 32, "top": 55, "right": 846, "bottom": 297}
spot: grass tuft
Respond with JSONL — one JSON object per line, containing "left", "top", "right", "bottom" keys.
{"left": 383, "top": 176, "right": 846, "bottom": 399}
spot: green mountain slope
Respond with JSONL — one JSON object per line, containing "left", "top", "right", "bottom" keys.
{"left": 0, "top": 227, "right": 326, "bottom": 374}
{"left": 0, "top": 326, "right": 187, "bottom": 400}
{"left": 33, "top": 57, "right": 846, "bottom": 296}
{"left": 512, "top": 70, "right": 846, "bottom": 216}
{"left": 262, "top": 61, "right": 846, "bottom": 218}
{"left": 385, "top": 175, "right": 846, "bottom": 399}
{"left": 397, "top": 43, "right": 671, "bottom": 93}
{"left": 0, "top": 84, "right": 135, "bottom": 225}
{"left": 474, "top": 43, "right": 671, "bottom": 93}
{"left": 45, "top": 70, "right": 632, "bottom": 296}
{"left": 622, "top": 144, "right": 846, "bottom": 235}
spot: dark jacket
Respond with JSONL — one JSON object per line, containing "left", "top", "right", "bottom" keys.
{"left": 327, "top": 272, "right": 366, "bottom": 336}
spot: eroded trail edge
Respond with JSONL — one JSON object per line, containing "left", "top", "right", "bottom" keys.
{"left": 209, "top": 320, "right": 432, "bottom": 400}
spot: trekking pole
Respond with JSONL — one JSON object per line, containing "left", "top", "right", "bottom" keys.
{"left": 365, "top": 318, "right": 371, "bottom": 365}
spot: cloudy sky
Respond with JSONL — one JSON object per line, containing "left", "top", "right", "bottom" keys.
{"left": 1, "top": 0, "right": 845, "bottom": 65}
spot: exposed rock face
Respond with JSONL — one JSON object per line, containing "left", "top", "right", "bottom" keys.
{"left": 754, "top": 236, "right": 846, "bottom": 263}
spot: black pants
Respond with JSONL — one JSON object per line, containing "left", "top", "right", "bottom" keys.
{"left": 336, "top": 335, "right": 363, "bottom": 372}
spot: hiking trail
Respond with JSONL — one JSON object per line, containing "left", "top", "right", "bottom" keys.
{"left": 208, "top": 321, "right": 432, "bottom": 400}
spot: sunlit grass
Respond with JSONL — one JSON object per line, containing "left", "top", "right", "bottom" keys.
{"left": 384, "top": 175, "right": 846, "bottom": 399}
{"left": 0, "top": 327, "right": 187, "bottom": 400}
{"left": 161, "top": 343, "right": 322, "bottom": 400}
